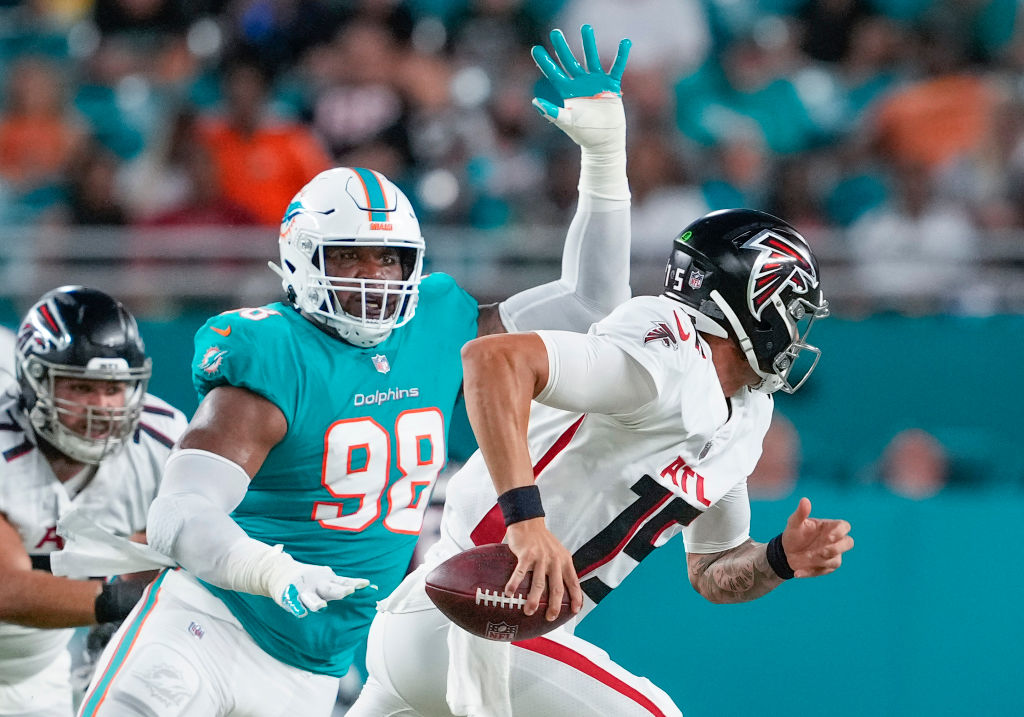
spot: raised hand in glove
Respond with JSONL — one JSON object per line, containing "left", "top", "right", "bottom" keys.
{"left": 531, "top": 24, "right": 631, "bottom": 199}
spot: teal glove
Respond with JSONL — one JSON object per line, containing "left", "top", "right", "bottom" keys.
{"left": 532, "top": 24, "right": 630, "bottom": 113}
{"left": 530, "top": 24, "right": 632, "bottom": 200}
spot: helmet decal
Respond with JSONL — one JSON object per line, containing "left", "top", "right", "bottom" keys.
{"left": 271, "top": 167, "right": 425, "bottom": 348}
{"left": 282, "top": 199, "right": 333, "bottom": 224}
{"left": 742, "top": 229, "right": 818, "bottom": 321}
{"left": 687, "top": 268, "right": 705, "bottom": 290}
{"left": 19, "top": 300, "right": 71, "bottom": 354}
{"left": 349, "top": 167, "right": 396, "bottom": 229}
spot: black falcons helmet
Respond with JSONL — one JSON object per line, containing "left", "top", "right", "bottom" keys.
{"left": 15, "top": 286, "right": 152, "bottom": 463}
{"left": 662, "top": 209, "right": 829, "bottom": 394}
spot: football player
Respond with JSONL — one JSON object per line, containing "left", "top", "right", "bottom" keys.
{"left": 77, "top": 25, "right": 634, "bottom": 717}
{"left": 347, "top": 209, "right": 853, "bottom": 717}
{"left": 0, "top": 287, "right": 187, "bottom": 717}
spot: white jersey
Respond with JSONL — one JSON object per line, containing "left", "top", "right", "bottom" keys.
{"left": 0, "top": 388, "right": 186, "bottom": 683}
{"left": 416, "top": 295, "right": 773, "bottom": 621}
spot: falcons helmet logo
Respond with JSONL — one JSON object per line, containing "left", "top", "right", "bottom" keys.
{"left": 17, "top": 299, "right": 71, "bottom": 354}
{"left": 741, "top": 229, "right": 818, "bottom": 320}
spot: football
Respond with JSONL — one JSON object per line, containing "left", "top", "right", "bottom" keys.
{"left": 424, "top": 543, "right": 574, "bottom": 642}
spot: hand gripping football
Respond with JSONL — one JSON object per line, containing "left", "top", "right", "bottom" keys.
{"left": 425, "top": 543, "right": 574, "bottom": 642}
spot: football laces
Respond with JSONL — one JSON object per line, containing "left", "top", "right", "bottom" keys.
{"left": 475, "top": 587, "right": 528, "bottom": 610}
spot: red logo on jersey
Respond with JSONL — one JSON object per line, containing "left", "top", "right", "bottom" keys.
{"left": 742, "top": 229, "right": 818, "bottom": 320}
{"left": 35, "top": 526, "right": 64, "bottom": 550}
{"left": 660, "top": 457, "right": 711, "bottom": 506}
{"left": 643, "top": 322, "right": 677, "bottom": 349}
{"left": 672, "top": 312, "right": 691, "bottom": 341}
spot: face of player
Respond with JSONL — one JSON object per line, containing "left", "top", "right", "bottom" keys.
{"left": 52, "top": 377, "right": 128, "bottom": 439}
{"left": 324, "top": 246, "right": 405, "bottom": 319}
{"left": 706, "top": 334, "right": 762, "bottom": 398}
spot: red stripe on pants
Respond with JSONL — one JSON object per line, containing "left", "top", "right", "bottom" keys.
{"left": 513, "top": 636, "right": 667, "bottom": 716}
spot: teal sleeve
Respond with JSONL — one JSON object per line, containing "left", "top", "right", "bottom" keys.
{"left": 419, "top": 272, "right": 480, "bottom": 336}
{"left": 447, "top": 390, "right": 478, "bottom": 461}
{"left": 191, "top": 308, "right": 299, "bottom": 427}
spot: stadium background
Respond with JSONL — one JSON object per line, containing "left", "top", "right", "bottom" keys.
{"left": 1, "top": 0, "right": 1022, "bottom": 715}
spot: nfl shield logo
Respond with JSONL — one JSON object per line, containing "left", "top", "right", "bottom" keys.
{"left": 371, "top": 354, "right": 390, "bottom": 374}
{"left": 688, "top": 269, "right": 705, "bottom": 290}
{"left": 485, "top": 621, "right": 519, "bottom": 641}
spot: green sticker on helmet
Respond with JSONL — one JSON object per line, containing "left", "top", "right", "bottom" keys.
{"left": 680, "top": 231, "right": 692, "bottom": 242}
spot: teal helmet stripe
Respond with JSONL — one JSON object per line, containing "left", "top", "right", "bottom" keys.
{"left": 352, "top": 167, "right": 389, "bottom": 223}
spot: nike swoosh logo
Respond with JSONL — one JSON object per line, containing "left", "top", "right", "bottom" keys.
{"left": 673, "top": 311, "right": 691, "bottom": 341}
{"left": 210, "top": 326, "right": 231, "bottom": 337}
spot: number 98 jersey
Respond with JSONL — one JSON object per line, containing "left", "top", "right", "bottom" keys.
{"left": 190, "top": 272, "right": 478, "bottom": 676}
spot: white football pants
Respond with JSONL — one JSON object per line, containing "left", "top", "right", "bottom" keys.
{"left": 76, "top": 569, "right": 339, "bottom": 717}
{"left": 347, "top": 606, "right": 683, "bottom": 717}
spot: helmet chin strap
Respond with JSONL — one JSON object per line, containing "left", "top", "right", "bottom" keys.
{"left": 708, "top": 290, "right": 782, "bottom": 394}
{"left": 675, "top": 302, "right": 728, "bottom": 338}
{"left": 268, "top": 260, "right": 287, "bottom": 282}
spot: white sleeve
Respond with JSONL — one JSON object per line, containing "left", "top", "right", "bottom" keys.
{"left": 498, "top": 193, "right": 631, "bottom": 334}
{"left": 146, "top": 449, "right": 305, "bottom": 600}
{"left": 681, "top": 481, "right": 751, "bottom": 554}
{"left": 533, "top": 330, "right": 657, "bottom": 415}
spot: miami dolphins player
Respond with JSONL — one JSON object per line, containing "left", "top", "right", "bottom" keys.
{"left": 78, "top": 25, "right": 634, "bottom": 717}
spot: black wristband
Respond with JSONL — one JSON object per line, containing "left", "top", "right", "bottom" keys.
{"left": 496, "top": 485, "right": 545, "bottom": 526}
{"left": 94, "top": 580, "right": 147, "bottom": 624}
{"left": 766, "top": 534, "right": 795, "bottom": 580}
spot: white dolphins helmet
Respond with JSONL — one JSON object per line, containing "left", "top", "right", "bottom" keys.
{"left": 271, "top": 167, "right": 425, "bottom": 347}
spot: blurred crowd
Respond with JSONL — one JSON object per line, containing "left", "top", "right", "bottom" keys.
{"left": 746, "top": 415, "right": 957, "bottom": 501}
{"left": 1, "top": 0, "right": 1024, "bottom": 316}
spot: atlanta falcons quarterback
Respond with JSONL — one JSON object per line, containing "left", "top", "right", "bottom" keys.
{"left": 347, "top": 209, "right": 854, "bottom": 717}
{"left": 0, "top": 286, "right": 186, "bottom": 716}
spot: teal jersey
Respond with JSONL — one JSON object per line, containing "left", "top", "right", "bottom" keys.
{"left": 190, "top": 273, "right": 479, "bottom": 676}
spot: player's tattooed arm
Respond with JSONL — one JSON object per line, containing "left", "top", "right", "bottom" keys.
{"left": 686, "top": 539, "right": 783, "bottom": 604}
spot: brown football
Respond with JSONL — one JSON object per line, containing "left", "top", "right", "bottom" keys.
{"left": 424, "top": 543, "right": 574, "bottom": 642}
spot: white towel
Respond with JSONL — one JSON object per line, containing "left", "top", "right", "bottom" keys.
{"left": 50, "top": 507, "right": 175, "bottom": 579}
{"left": 446, "top": 623, "right": 513, "bottom": 717}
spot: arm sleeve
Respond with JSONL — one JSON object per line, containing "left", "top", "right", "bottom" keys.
{"left": 146, "top": 449, "right": 254, "bottom": 580}
{"left": 191, "top": 311, "right": 298, "bottom": 427}
{"left": 146, "top": 449, "right": 297, "bottom": 599}
{"left": 498, "top": 193, "right": 630, "bottom": 333}
{"left": 681, "top": 481, "right": 752, "bottom": 555}
{"left": 533, "top": 330, "right": 657, "bottom": 415}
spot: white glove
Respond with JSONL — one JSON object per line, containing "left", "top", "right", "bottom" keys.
{"left": 261, "top": 546, "right": 372, "bottom": 618}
